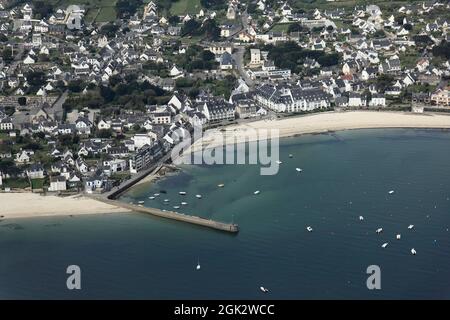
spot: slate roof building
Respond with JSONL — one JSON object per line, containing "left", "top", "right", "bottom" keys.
{"left": 255, "top": 84, "right": 330, "bottom": 113}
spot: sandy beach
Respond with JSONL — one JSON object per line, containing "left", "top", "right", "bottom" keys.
{"left": 187, "top": 111, "right": 450, "bottom": 152}
{"left": 0, "top": 193, "right": 130, "bottom": 219}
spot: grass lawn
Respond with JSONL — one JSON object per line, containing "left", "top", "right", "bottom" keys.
{"left": 55, "top": 0, "right": 116, "bottom": 7}
{"left": 0, "top": 132, "right": 10, "bottom": 140}
{"left": 180, "top": 35, "right": 203, "bottom": 44}
{"left": 170, "top": 0, "right": 202, "bottom": 16}
{"left": 399, "top": 51, "right": 419, "bottom": 69}
{"left": 3, "top": 178, "right": 30, "bottom": 189}
{"left": 269, "top": 23, "right": 293, "bottom": 33}
{"left": 85, "top": 8, "right": 100, "bottom": 23}
{"left": 96, "top": 6, "right": 117, "bottom": 22}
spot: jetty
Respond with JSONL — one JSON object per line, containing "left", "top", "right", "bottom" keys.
{"left": 95, "top": 153, "right": 239, "bottom": 233}
{"left": 97, "top": 197, "right": 239, "bottom": 233}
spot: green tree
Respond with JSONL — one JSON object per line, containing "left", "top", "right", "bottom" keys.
{"left": 116, "top": 0, "right": 143, "bottom": 18}
{"left": 288, "top": 23, "right": 304, "bottom": 33}
{"left": 100, "top": 24, "right": 120, "bottom": 37}
{"left": 182, "top": 19, "right": 201, "bottom": 36}
{"left": 68, "top": 80, "right": 83, "bottom": 93}
{"left": 0, "top": 159, "right": 21, "bottom": 177}
{"left": 2, "top": 48, "right": 13, "bottom": 62}
{"left": 97, "top": 129, "right": 113, "bottom": 139}
{"left": 432, "top": 41, "right": 450, "bottom": 59}
{"left": 26, "top": 71, "right": 46, "bottom": 87}
{"left": 33, "top": 1, "right": 53, "bottom": 18}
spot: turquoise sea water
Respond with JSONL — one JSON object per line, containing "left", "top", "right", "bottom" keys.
{"left": 1, "top": 129, "right": 450, "bottom": 299}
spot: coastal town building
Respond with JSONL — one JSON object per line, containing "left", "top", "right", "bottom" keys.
{"left": 48, "top": 176, "right": 67, "bottom": 192}
{"left": 255, "top": 84, "right": 330, "bottom": 113}
{"left": 129, "top": 143, "right": 163, "bottom": 174}
{"left": 431, "top": 87, "right": 450, "bottom": 106}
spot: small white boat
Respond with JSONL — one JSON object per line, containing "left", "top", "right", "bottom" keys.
{"left": 276, "top": 160, "right": 282, "bottom": 164}
{"left": 289, "top": 154, "right": 293, "bottom": 158}
{"left": 196, "top": 194, "right": 202, "bottom": 199}
{"left": 260, "top": 286, "right": 269, "bottom": 293}
{"left": 306, "top": 226, "right": 313, "bottom": 232}
{"left": 218, "top": 184, "right": 225, "bottom": 188}
{"left": 388, "top": 190, "right": 395, "bottom": 194}
{"left": 179, "top": 191, "right": 187, "bottom": 195}
{"left": 296, "top": 168, "right": 302, "bottom": 172}
{"left": 411, "top": 248, "right": 417, "bottom": 255}
{"left": 382, "top": 242, "right": 389, "bottom": 248}
{"left": 164, "top": 199, "right": 170, "bottom": 202}
{"left": 181, "top": 202, "right": 188, "bottom": 205}
{"left": 196, "top": 259, "right": 201, "bottom": 270}
{"left": 149, "top": 196, "right": 155, "bottom": 200}
{"left": 254, "top": 190, "right": 260, "bottom": 195}
{"left": 173, "top": 206, "right": 180, "bottom": 209}
{"left": 359, "top": 215, "right": 364, "bottom": 221}
{"left": 154, "top": 193, "right": 160, "bottom": 197}
{"left": 396, "top": 234, "right": 401, "bottom": 240}
{"left": 376, "top": 228, "right": 383, "bottom": 234}
{"left": 138, "top": 201, "right": 145, "bottom": 204}
{"left": 408, "top": 224, "right": 414, "bottom": 230}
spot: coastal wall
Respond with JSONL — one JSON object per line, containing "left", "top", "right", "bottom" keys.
{"left": 105, "top": 153, "right": 171, "bottom": 200}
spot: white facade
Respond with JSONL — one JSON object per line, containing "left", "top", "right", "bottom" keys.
{"left": 132, "top": 134, "right": 154, "bottom": 149}
{"left": 255, "top": 85, "right": 330, "bottom": 113}
{"left": 250, "top": 49, "right": 261, "bottom": 66}
{"left": 369, "top": 95, "right": 386, "bottom": 107}
{"left": 48, "top": 176, "right": 67, "bottom": 192}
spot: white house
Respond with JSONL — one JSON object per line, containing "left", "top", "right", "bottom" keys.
{"left": 27, "top": 163, "right": 45, "bottom": 179}
{"left": 103, "top": 158, "right": 128, "bottom": 174}
{"left": 0, "top": 117, "right": 13, "bottom": 131}
{"left": 132, "top": 133, "right": 155, "bottom": 149}
{"left": 48, "top": 176, "right": 67, "bottom": 192}
{"left": 348, "top": 93, "right": 366, "bottom": 107}
{"left": 369, "top": 94, "right": 386, "bottom": 107}
{"left": 16, "top": 150, "right": 34, "bottom": 163}
{"left": 23, "top": 55, "right": 35, "bottom": 64}
{"left": 168, "top": 94, "right": 183, "bottom": 110}
{"left": 250, "top": 49, "right": 262, "bottom": 66}
{"left": 170, "top": 66, "right": 184, "bottom": 79}
{"left": 97, "top": 119, "right": 111, "bottom": 130}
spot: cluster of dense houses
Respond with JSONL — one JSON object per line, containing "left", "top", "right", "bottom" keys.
{"left": 1, "top": 0, "right": 450, "bottom": 192}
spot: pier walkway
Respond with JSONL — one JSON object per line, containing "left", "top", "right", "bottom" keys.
{"left": 96, "top": 197, "right": 239, "bottom": 233}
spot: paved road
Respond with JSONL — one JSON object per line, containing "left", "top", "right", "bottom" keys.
{"left": 232, "top": 10, "right": 255, "bottom": 88}
{"left": 233, "top": 45, "right": 254, "bottom": 88}
{"left": 6, "top": 44, "right": 24, "bottom": 77}
{"left": 51, "top": 90, "right": 69, "bottom": 121}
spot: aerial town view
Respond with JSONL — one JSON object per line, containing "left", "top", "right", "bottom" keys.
{"left": 1, "top": 0, "right": 450, "bottom": 305}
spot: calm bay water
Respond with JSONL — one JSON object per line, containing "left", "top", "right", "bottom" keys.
{"left": 1, "top": 129, "right": 450, "bottom": 299}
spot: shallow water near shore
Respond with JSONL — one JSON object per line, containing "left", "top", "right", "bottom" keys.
{"left": 1, "top": 129, "right": 450, "bottom": 299}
